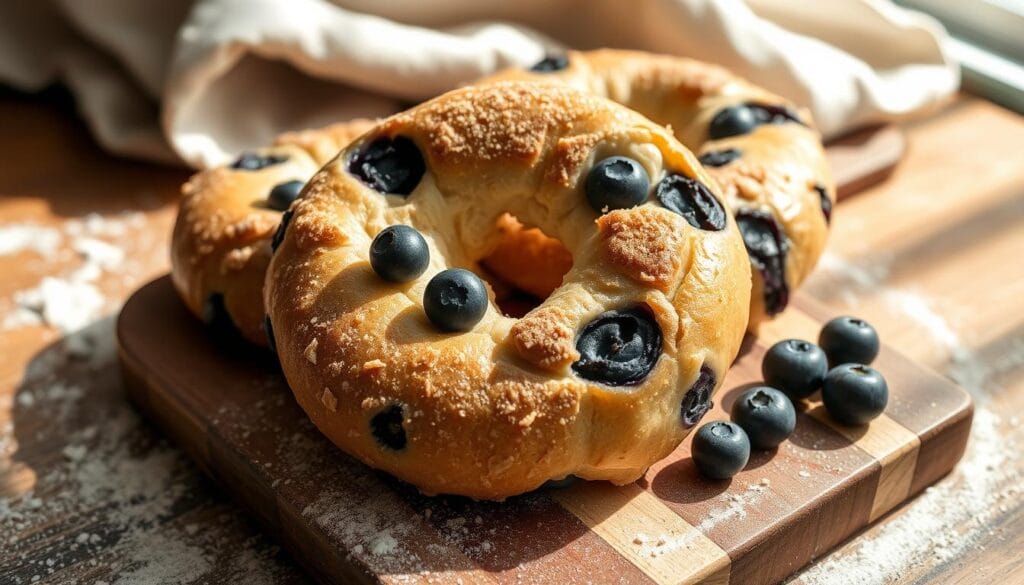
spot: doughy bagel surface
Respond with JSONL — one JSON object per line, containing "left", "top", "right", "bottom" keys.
{"left": 483, "top": 49, "right": 834, "bottom": 327}
{"left": 266, "top": 83, "right": 751, "bottom": 499}
{"left": 170, "top": 119, "right": 376, "bottom": 344}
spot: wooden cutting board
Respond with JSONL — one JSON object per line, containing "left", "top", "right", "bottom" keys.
{"left": 117, "top": 278, "right": 971, "bottom": 585}
{"left": 117, "top": 126, "right": 961, "bottom": 585}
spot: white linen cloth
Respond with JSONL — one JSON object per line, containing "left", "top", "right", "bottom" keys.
{"left": 0, "top": 0, "right": 959, "bottom": 168}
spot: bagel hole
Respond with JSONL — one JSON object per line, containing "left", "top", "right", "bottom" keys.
{"left": 478, "top": 213, "right": 572, "bottom": 318}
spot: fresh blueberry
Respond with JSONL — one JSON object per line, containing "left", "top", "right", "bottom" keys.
{"left": 348, "top": 136, "right": 425, "bottom": 196}
{"left": 230, "top": 152, "right": 286, "bottom": 171}
{"left": 271, "top": 209, "right": 293, "bottom": 252}
{"left": 585, "top": 156, "right": 650, "bottom": 213}
{"left": 815, "top": 184, "right": 832, "bottom": 224}
{"left": 819, "top": 316, "right": 880, "bottom": 367}
{"left": 708, "top": 103, "right": 804, "bottom": 140}
{"left": 266, "top": 180, "right": 304, "bottom": 211}
{"left": 571, "top": 306, "right": 662, "bottom": 386}
{"left": 371, "top": 404, "right": 407, "bottom": 450}
{"left": 698, "top": 148, "right": 742, "bottom": 168}
{"left": 263, "top": 315, "right": 276, "bottom": 353}
{"left": 680, "top": 365, "right": 716, "bottom": 427}
{"left": 822, "top": 364, "right": 888, "bottom": 425}
{"left": 730, "top": 387, "right": 796, "bottom": 450}
{"left": 201, "top": 293, "right": 233, "bottom": 331}
{"left": 423, "top": 269, "right": 488, "bottom": 332}
{"left": 655, "top": 173, "right": 726, "bottom": 231}
{"left": 736, "top": 210, "right": 789, "bottom": 315}
{"left": 691, "top": 421, "right": 750, "bottom": 480}
{"left": 530, "top": 55, "right": 569, "bottom": 72}
{"left": 762, "top": 339, "right": 828, "bottom": 400}
{"left": 370, "top": 225, "right": 430, "bottom": 282}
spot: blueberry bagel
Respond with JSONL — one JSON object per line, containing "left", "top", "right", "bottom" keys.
{"left": 266, "top": 83, "right": 751, "bottom": 500}
{"left": 483, "top": 49, "right": 835, "bottom": 327}
{"left": 171, "top": 120, "right": 376, "bottom": 345}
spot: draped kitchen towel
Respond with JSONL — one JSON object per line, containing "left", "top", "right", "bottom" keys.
{"left": 0, "top": 0, "right": 959, "bottom": 168}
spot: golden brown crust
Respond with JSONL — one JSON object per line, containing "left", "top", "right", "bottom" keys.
{"left": 266, "top": 83, "right": 751, "bottom": 500}
{"left": 482, "top": 49, "right": 835, "bottom": 329}
{"left": 170, "top": 119, "right": 376, "bottom": 344}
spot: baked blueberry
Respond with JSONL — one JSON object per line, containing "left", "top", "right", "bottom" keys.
{"left": 709, "top": 103, "right": 804, "bottom": 140}
{"left": 655, "top": 173, "right": 726, "bottom": 231}
{"left": 530, "top": 55, "right": 569, "bottom": 72}
{"left": 818, "top": 316, "right": 879, "bottom": 367}
{"left": 572, "top": 306, "right": 662, "bottom": 386}
{"left": 585, "top": 156, "right": 650, "bottom": 213}
{"left": 698, "top": 148, "right": 742, "bottom": 168}
{"left": 230, "top": 152, "right": 286, "bottom": 171}
{"left": 263, "top": 315, "right": 277, "bottom": 353}
{"left": 271, "top": 209, "right": 293, "bottom": 252}
{"left": 423, "top": 269, "right": 488, "bottom": 332}
{"left": 348, "top": 136, "right": 425, "bottom": 196}
{"left": 815, "top": 184, "right": 832, "bottom": 224}
{"left": 267, "top": 180, "right": 304, "bottom": 211}
{"left": 822, "top": 364, "right": 888, "bottom": 425}
{"left": 370, "top": 225, "right": 430, "bottom": 282}
{"left": 691, "top": 421, "right": 750, "bottom": 480}
{"left": 762, "top": 339, "right": 828, "bottom": 400}
{"left": 736, "top": 210, "right": 789, "bottom": 315}
{"left": 201, "top": 293, "right": 235, "bottom": 333}
{"left": 371, "top": 404, "right": 407, "bottom": 450}
{"left": 730, "top": 386, "right": 796, "bottom": 450}
{"left": 681, "top": 365, "right": 716, "bottom": 427}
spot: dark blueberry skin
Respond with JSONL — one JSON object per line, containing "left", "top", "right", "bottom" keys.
{"left": 585, "top": 156, "right": 650, "bottom": 213}
{"left": 762, "top": 339, "right": 828, "bottom": 400}
{"left": 201, "top": 293, "right": 236, "bottom": 334}
{"left": 681, "top": 365, "right": 716, "bottom": 427}
{"left": 730, "top": 386, "right": 796, "bottom": 450}
{"left": 822, "top": 364, "right": 888, "bottom": 426}
{"left": 698, "top": 148, "right": 742, "bottom": 168}
{"left": 655, "top": 173, "right": 727, "bottom": 231}
{"left": 423, "top": 269, "right": 488, "bottom": 332}
{"left": 708, "top": 103, "right": 805, "bottom": 140}
{"left": 266, "top": 180, "right": 304, "bottom": 211}
{"left": 571, "top": 306, "right": 662, "bottom": 386}
{"left": 370, "top": 225, "right": 430, "bottom": 282}
{"left": 230, "top": 152, "right": 286, "bottom": 171}
{"left": 736, "top": 210, "right": 789, "bottom": 315}
{"left": 371, "top": 404, "right": 407, "bottom": 450}
{"left": 348, "top": 136, "right": 425, "bottom": 196}
{"left": 271, "top": 209, "right": 293, "bottom": 252}
{"left": 815, "top": 184, "right": 832, "bottom": 224}
{"left": 691, "top": 421, "right": 751, "bottom": 480}
{"left": 263, "top": 315, "right": 277, "bottom": 353}
{"left": 819, "top": 316, "right": 880, "bottom": 368}
{"left": 530, "top": 55, "right": 569, "bottom": 72}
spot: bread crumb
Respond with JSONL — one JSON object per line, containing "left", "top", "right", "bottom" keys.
{"left": 320, "top": 389, "right": 337, "bottom": 412}
{"left": 518, "top": 411, "right": 538, "bottom": 428}
{"left": 363, "top": 359, "right": 386, "bottom": 372}
{"left": 304, "top": 338, "right": 319, "bottom": 364}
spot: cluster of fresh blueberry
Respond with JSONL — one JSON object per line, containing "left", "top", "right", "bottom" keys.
{"left": 691, "top": 316, "right": 885, "bottom": 480}
{"left": 369, "top": 225, "right": 488, "bottom": 332}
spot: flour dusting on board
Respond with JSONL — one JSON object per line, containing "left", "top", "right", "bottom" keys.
{"left": 793, "top": 254, "right": 1024, "bottom": 585}
{"left": 0, "top": 213, "right": 296, "bottom": 584}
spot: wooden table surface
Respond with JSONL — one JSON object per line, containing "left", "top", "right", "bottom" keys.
{"left": 0, "top": 93, "right": 1021, "bottom": 584}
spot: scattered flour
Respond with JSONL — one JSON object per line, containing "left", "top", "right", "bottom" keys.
{"left": 698, "top": 479, "right": 772, "bottom": 532}
{"left": 793, "top": 254, "right": 1024, "bottom": 584}
{"left": 1, "top": 212, "right": 296, "bottom": 584}
{"left": 0, "top": 224, "right": 62, "bottom": 257}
